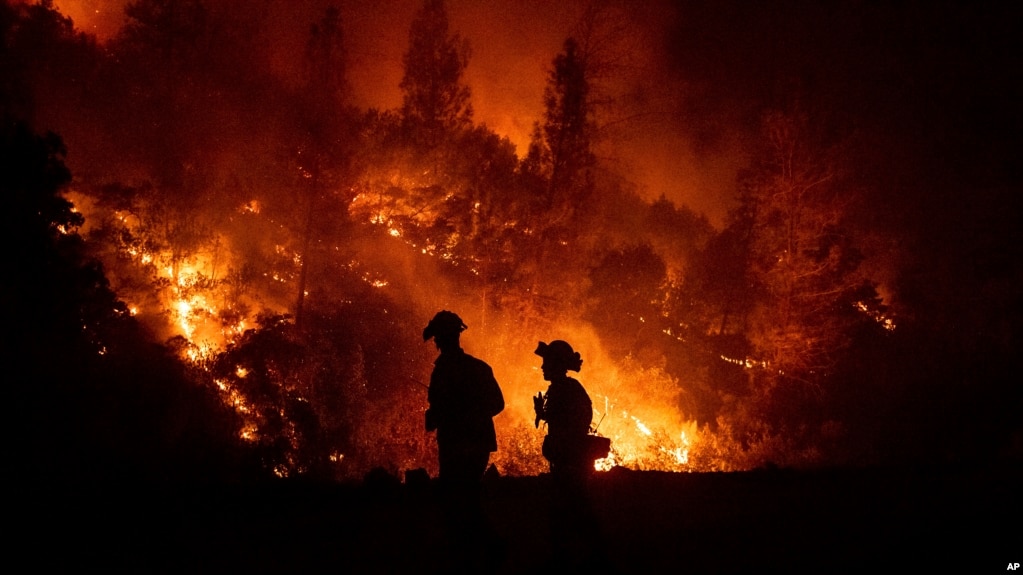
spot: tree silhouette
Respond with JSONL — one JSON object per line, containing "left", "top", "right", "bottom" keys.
{"left": 511, "top": 37, "right": 599, "bottom": 327}
{"left": 400, "top": 0, "right": 472, "bottom": 150}
{"left": 525, "top": 37, "right": 595, "bottom": 226}
{"left": 740, "top": 108, "right": 878, "bottom": 380}
{"left": 294, "top": 5, "right": 358, "bottom": 326}
{"left": 3, "top": 119, "right": 246, "bottom": 482}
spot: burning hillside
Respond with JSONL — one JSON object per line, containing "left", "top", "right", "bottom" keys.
{"left": 8, "top": 0, "right": 1018, "bottom": 484}
{"left": 10, "top": 0, "right": 891, "bottom": 480}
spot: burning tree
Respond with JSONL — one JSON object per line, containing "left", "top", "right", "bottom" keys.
{"left": 739, "top": 107, "right": 884, "bottom": 382}
{"left": 350, "top": 0, "right": 477, "bottom": 248}
{"left": 497, "top": 35, "right": 600, "bottom": 333}
{"left": 524, "top": 36, "right": 595, "bottom": 221}
{"left": 673, "top": 105, "right": 891, "bottom": 464}
{"left": 293, "top": 5, "right": 358, "bottom": 326}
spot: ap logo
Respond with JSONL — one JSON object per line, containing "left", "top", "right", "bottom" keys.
{"left": 1009, "top": 563, "right": 1021, "bottom": 571}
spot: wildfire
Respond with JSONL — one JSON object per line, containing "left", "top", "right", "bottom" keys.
{"left": 720, "top": 355, "right": 770, "bottom": 370}
{"left": 240, "top": 424, "right": 258, "bottom": 442}
{"left": 583, "top": 388, "right": 699, "bottom": 473}
{"left": 61, "top": 150, "right": 716, "bottom": 480}
{"left": 594, "top": 451, "right": 616, "bottom": 472}
{"left": 664, "top": 430, "right": 691, "bottom": 465}
{"left": 216, "top": 376, "right": 255, "bottom": 430}
{"left": 856, "top": 301, "right": 896, "bottom": 331}
{"left": 631, "top": 415, "right": 653, "bottom": 437}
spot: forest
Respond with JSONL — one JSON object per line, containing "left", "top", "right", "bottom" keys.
{"left": 4, "top": 0, "right": 1020, "bottom": 485}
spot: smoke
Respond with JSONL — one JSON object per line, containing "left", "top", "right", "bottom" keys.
{"left": 51, "top": 0, "right": 128, "bottom": 39}
{"left": 54, "top": 0, "right": 1020, "bottom": 233}
{"left": 50, "top": 0, "right": 743, "bottom": 225}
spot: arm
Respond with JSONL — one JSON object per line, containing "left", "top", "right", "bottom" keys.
{"left": 425, "top": 369, "right": 443, "bottom": 431}
{"left": 479, "top": 361, "right": 504, "bottom": 417}
{"left": 533, "top": 392, "right": 545, "bottom": 427}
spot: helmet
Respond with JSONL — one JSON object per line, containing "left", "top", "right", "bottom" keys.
{"left": 423, "top": 310, "right": 467, "bottom": 341}
{"left": 534, "top": 340, "right": 583, "bottom": 372}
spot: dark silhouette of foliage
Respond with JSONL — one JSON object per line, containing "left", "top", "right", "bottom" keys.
{"left": 524, "top": 37, "right": 595, "bottom": 226}
{"left": 587, "top": 243, "right": 668, "bottom": 361}
{"left": 2, "top": 118, "right": 249, "bottom": 483}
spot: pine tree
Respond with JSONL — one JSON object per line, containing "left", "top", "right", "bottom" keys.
{"left": 525, "top": 37, "right": 595, "bottom": 226}
{"left": 294, "top": 5, "right": 355, "bottom": 327}
{"left": 399, "top": 0, "right": 472, "bottom": 148}
{"left": 508, "top": 37, "right": 598, "bottom": 328}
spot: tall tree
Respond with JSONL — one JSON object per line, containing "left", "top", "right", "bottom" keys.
{"left": 301, "top": 4, "right": 349, "bottom": 146}
{"left": 512, "top": 37, "right": 597, "bottom": 327}
{"left": 399, "top": 0, "right": 472, "bottom": 149}
{"left": 736, "top": 107, "right": 882, "bottom": 391}
{"left": 525, "top": 37, "right": 595, "bottom": 226}
{"left": 294, "top": 5, "right": 355, "bottom": 326}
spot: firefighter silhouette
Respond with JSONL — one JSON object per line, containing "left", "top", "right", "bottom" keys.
{"left": 423, "top": 310, "right": 505, "bottom": 570}
{"left": 533, "top": 340, "right": 593, "bottom": 479}
{"left": 533, "top": 339, "right": 615, "bottom": 571}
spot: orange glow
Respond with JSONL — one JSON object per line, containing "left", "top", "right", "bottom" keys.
{"left": 476, "top": 322, "right": 704, "bottom": 474}
{"left": 84, "top": 185, "right": 710, "bottom": 472}
{"left": 51, "top": 0, "right": 126, "bottom": 41}
{"left": 47, "top": 2, "right": 765, "bottom": 476}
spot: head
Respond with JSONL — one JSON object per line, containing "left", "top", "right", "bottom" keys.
{"left": 423, "top": 310, "right": 467, "bottom": 352}
{"left": 535, "top": 340, "right": 583, "bottom": 381}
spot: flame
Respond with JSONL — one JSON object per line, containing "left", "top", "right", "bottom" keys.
{"left": 594, "top": 452, "right": 616, "bottom": 472}
{"left": 62, "top": 156, "right": 721, "bottom": 477}
{"left": 856, "top": 301, "right": 896, "bottom": 331}
{"left": 240, "top": 424, "right": 258, "bottom": 442}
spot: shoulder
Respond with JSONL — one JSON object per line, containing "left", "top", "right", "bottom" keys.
{"left": 461, "top": 353, "right": 495, "bottom": 373}
{"left": 566, "top": 377, "right": 590, "bottom": 397}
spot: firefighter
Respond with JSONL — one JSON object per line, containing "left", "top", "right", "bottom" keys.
{"left": 423, "top": 310, "right": 505, "bottom": 569}
{"left": 533, "top": 340, "right": 614, "bottom": 570}
{"left": 423, "top": 310, "right": 504, "bottom": 486}
{"left": 533, "top": 339, "right": 593, "bottom": 479}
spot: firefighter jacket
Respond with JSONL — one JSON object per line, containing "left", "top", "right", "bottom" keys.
{"left": 427, "top": 347, "right": 504, "bottom": 453}
{"left": 542, "top": 375, "right": 592, "bottom": 438}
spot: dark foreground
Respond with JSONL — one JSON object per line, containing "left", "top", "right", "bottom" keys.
{"left": 24, "top": 465, "right": 1020, "bottom": 574}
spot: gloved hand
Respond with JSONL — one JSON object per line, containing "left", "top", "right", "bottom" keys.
{"left": 533, "top": 392, "right": 545, "bottom": 428}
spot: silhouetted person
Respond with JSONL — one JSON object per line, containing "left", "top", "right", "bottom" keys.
{"left": 423, "top": 310, "right": 505, "bottom": 570}
{"left": 534, "top": 340, "right": 593, "bottom": 479}
{"left": 533, "top": 340, "right": 614, "bottom": 571}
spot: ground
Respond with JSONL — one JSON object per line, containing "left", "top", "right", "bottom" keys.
{"left": 25, "top": 465, "right": 1020, "bottom": 573}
